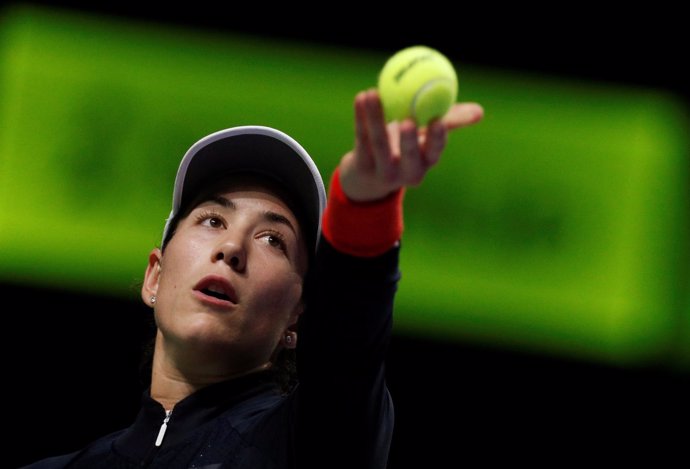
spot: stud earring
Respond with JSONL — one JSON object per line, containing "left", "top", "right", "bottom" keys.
{"left": 150, "top": 295, "right": 157, "bottom": 305}
{"left": 285, "top": 334, "right": 293, "bottom": 345}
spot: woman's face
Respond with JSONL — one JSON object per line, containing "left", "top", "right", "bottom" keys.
{"left": 142, "top": 175, "right": 308, "bottom": 376}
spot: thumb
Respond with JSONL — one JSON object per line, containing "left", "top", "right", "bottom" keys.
{"left": 442, "top": 102, "right": 485, "bottom": 130}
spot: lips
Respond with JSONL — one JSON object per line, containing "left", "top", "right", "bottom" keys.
{"left": 194, "top": 275, "right": 238, "bottom": 305}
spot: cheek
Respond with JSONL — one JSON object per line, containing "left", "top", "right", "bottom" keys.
{"left": 253, "top": 272, "right": 304, "bottom": 317}
{"left": 162, "top": 237, "right": 207, "bottom": 276}
{"left": 156, "top": 238, "right": 206, "bottom": 304}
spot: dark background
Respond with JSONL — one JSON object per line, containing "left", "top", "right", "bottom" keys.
{"left": 5, "top": 2, "right": 689, "bottom": 466}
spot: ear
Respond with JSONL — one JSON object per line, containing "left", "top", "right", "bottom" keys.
{"left": 290, "top": 300, "right": 304, "bottom": 326}
{"left": 141, "top": 248, "right": 163, "bottom": 307}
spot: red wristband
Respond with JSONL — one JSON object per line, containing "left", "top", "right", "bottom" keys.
{"left": 321, "top": 167, "right": 404, "bottom": 257}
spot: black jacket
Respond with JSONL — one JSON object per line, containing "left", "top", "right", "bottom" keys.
{"left": 21, "top": 239, "right": 399, "bottom": 469}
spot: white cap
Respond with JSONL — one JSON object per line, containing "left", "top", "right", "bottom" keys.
{"left": 162, "top": 126, "right": 326, "bottom": 254}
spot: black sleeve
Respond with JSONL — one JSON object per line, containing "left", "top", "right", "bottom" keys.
{"left": 295, "top": 236, "right": 400, "bottom": 469}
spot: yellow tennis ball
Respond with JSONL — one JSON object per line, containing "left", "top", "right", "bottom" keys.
{"left": 378, "top": 45, "right": 458, "bottom": 126}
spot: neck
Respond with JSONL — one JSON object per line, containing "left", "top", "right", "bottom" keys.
{"left": 149, "top": 356, "right": 273, "bottom": 410}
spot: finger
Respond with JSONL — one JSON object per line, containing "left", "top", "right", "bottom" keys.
{"left": 353, "top": 90, "right": 375, "bottom": 170}
{"left": 399, "top": 118, "right": 426, "bottom": 185}
{"left": 442, "top": 102, "right": 485, "bottom": 130}
{"left": 422, "top": 119, "right": 447, "bottom": 167}
{"left": 362, "top": 89, "right": 397, "bottom": 180}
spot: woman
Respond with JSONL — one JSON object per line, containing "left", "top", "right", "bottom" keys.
{"left": 22, "top": 89, "right": 483, "bottom": 468}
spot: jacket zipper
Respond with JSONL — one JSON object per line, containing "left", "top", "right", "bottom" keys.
{"left": 155, "top": 409, "right": 172, "bottom": 447}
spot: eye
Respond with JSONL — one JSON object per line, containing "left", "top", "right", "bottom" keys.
{"left": 264, "top": 232, "right": 287, "bottom": 252}
{"left": 195, "top": 210, "right": 226, "bottom": 229}
{"left": 207, "top": 217, "right": 223, "bottom": 228}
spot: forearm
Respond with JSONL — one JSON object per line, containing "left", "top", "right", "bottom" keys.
{"left": 296, "top": 237, "right": 397, "bottom": 468}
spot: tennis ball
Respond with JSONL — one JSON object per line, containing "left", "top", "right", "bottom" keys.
{"left": 377, "top": 45, "right": 458, "bottom": 126}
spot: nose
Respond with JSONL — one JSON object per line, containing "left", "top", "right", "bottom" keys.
{"left": 213, "top": 238, "right": 247, "bottom": 272}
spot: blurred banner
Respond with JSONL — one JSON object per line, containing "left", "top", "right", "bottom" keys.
{"left": 1, "top": 4, "right": 688, "bottom": 368}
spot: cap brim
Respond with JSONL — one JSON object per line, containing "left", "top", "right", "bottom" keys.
{"left": 162, "top": 126, "right": 326, "bottom": 252}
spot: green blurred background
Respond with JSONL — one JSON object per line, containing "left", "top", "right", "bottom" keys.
{"left": 3, "top": 2, "right": 688, "bottom": 465}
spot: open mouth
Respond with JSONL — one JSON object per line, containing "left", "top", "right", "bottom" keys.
{"left": 195, "top": 276, "right": 237, "bottom": 304}
{"left": 202, "top": 286, "right": 231, "bottom": 302}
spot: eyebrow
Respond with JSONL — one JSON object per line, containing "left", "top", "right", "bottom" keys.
{"left": 207, "top": 195, "right": 297, "bottom": 235}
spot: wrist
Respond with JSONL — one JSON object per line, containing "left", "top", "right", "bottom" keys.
{"left": 321, "top": 167, "right": 404, "bottom": 257}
